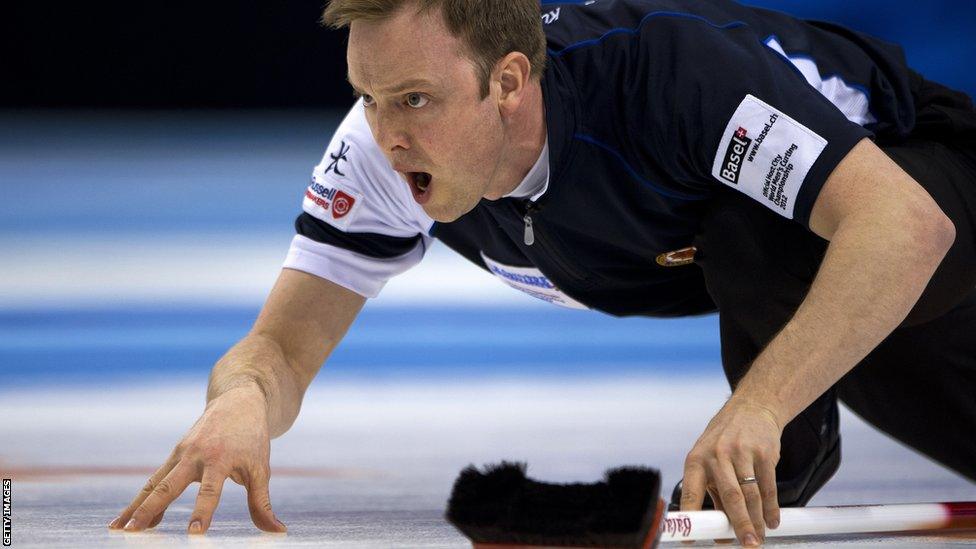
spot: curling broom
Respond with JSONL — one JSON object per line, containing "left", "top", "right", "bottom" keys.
{"left": 445, "top": 462, "right": 976, "bottom": 547}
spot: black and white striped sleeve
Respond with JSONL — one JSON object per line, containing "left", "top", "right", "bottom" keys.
{"left": 283, "top": 102, "right": 434, "bottom": 298}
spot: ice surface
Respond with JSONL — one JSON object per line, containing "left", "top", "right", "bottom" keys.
{"left": 3, "top": 378, "right": 975, "bottom": 547}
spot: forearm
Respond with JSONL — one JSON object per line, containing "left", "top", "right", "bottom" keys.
{"left": 207, "top": 332, "right": 308, "bottom": 438}
{"left": 732, "top": 206, "right": 955, "bottom": 425}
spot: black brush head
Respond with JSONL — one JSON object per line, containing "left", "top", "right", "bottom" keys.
{"left": 445, "top": 462, "right": 663, "bottom": 548}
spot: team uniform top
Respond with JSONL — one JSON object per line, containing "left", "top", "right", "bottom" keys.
{"left": 285, "top": 0, "right": 920, "bottom": 316}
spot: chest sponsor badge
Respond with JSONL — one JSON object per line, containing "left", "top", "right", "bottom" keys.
{"left": 480, "top": 253, "right": 589, "bottom": 310}
{"left": 711, "top": 94, "right": 827, "bottom": 219}
{"left": 303, "top": 177, "right": 362, "bottom": 230}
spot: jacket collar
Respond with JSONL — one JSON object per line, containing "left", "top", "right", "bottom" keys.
{"left": 539, "top": 55, "right": 580, "bottom": 196}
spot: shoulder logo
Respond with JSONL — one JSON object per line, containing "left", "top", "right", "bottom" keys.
{"left": 325, "top": 140, "right": 350, "bottom": 177}
{"left": 541, "top": 7, "right": 560, "bottom": 25}
{"left": 710, "top": 94, "right": 828, "bottom": 220}
{"left": 304, "top": 180, "right": 362, "bottom": 229}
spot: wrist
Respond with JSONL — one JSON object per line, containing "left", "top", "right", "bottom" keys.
{"left": 730, "top": 322, "right": 808, "bottom": 428}
{"left": 726, "top": 390, "right": 786, "bottom": 434}
{"left": 207, "top": 336, "right": 307, "bottom": 437}
{"left": 208, "top": 376, "right": 272, "bottom": 411}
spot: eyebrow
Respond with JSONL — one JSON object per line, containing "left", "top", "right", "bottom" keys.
{"left": 346, "top": 75, "right": 435, "bottom": 96}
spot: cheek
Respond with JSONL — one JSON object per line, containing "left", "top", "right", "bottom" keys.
{"left": 415, "top": 117, "right": 461, "bottom": 157}
{"left": 420, "top": 103, "right": 500, "bottom": 178}
{"left": 459, "top": 111, "right": 501, "bottom": 161}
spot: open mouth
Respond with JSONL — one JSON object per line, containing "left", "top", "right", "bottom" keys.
{"left": 407, "top": 171, "right": 433, "bottom": 204}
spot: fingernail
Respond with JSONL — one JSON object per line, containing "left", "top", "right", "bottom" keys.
{"left": 123, "top": 519, "right": 137, "bottom": 531}
{"left": 770, "top": 518, "right": 780, "bottom": 529}
{"left": 275, "top": 518, "right": 287, "bottom": 531}
{"left": 743, "top": 533, "right": 759, "bottom": 546}
{"left": 108, "top": 516, "right": 121, "bottom": 529}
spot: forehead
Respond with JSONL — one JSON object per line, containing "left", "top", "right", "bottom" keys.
{"left": 345, "top": 7, "right": 472, "bottom": 91}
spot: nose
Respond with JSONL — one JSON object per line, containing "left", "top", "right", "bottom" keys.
{"left": 370, "top": 106, "right": 410, "bottom": 153}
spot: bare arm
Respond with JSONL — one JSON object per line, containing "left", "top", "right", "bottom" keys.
{"left": 208, "top": 268, "right": 367, "bottom": 437}
{"left": 734, "top": 137, "right": 955, "bottom": 427}
{"left": 681, "top": 138, "right": 956, "bottom": 546}
{"left": 111, "top": 268, "right": 366, "bottom": 534}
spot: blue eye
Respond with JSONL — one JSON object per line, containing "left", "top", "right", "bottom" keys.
{"left": 406, "top": 93, "right": 429, "bottom": 108}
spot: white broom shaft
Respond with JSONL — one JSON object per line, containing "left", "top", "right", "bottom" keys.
{"left": 659, "top": 502, "right": 976, "bottom": 542}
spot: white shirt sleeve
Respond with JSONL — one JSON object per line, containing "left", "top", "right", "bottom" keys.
{"left": 283, "top": 101, "right": 435, "bottom": 298}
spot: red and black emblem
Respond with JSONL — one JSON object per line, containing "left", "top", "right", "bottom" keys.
{"left": 332, "top": 191, "right": 355, "bottom": 218}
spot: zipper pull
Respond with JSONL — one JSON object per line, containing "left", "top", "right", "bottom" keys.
{"left": 523, "top": 213, "right": 535, "bottom": 246}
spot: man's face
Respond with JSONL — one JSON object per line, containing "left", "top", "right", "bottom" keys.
{"left": 346, "top": 7, "right": 508, "bottom": 222}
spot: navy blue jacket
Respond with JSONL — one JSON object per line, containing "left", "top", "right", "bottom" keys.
{"left": 432, "top": 0, "right": 916, "bottom": 317}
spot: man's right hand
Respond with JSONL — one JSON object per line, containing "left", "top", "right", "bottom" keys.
{"left": 107, "top": 269, "right": 367, "bottom": 535}
{"left": 108, "top": 385, "right": 287, "bottom": 534}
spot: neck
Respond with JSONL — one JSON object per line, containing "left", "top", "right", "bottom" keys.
{"left": 491, "top": 79, "right": 547, "bottom": 198}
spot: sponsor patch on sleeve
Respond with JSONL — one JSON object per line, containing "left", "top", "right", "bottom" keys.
{"left": 302, "top": 176, "right": 363, "bottom": 230}
{"left": 710, "top": 94, "right": 827, "bottom": 219}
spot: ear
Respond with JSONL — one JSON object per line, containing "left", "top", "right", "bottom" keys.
{"left": 494, "top": 52, "right": 532, "bottom": 114}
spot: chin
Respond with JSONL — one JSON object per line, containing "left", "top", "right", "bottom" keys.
{"left": 481, "top": 191, "right": 504, "bottom": 201}
{"left": 422, "top": 198, "right": 478, "bottom": 223}
{"left": 424, "top": 206, "right": 465, "bottom": 223}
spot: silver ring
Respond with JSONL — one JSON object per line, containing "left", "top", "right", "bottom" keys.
{"left": 739, "top": 476, "right": 758, "bottom": 485}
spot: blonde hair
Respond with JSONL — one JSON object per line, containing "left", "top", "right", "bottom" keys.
{"left": 323, "top": 0, "right": 547, "bottom": 98}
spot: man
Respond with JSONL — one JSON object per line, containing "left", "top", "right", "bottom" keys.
{"left": 110, "top": 0, "right": 976, "bottom": 546}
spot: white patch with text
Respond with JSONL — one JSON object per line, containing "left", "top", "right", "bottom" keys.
{"left": 711, "top": 94, "right": 827, "bottom": 219}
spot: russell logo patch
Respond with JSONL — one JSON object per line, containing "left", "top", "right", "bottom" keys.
{"left": 711, "top": 94, "right": 827, "bottom": 219}
{"left": 303, "top": 179, "right": 362, "bottom": 229}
